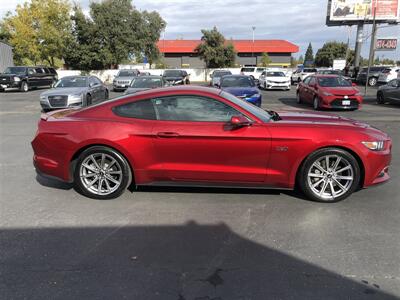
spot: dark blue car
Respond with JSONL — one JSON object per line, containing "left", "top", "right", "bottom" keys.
{"left": 219, "top": 75, "right": 262, "bottom": 107}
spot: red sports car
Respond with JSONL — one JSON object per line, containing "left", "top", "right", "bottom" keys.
{"left": 296, "top": 75, "right": 363, "bottom": 110}
{"left": 32, "top": 86, "right": 391, "bottom": 202}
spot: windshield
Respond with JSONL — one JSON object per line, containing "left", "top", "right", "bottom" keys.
{"left": 319, "top": 70, "right": 340, "bottom": 75}
{"left": 164, "top": 70, "right": 183, "bottom": 77}
{"left": 131, "top": 77, "right": 163, "bottom": 88}
{"left": 4, "top": 67, "right": 26, "bottom": 75}
{"left": 318, "top": 77, "right": 352, "bottom": 87}
{"left": 213, "top": 71, "right": 231, "bottom": 78}
{"left": 118, "top": 70, "right": 137, "bottom": 77}
{"left": 241, "top": 68, "right": 255, "bottom": 72}
{"left": 267, "top": 72, "right": 285, "bottom": 77}
{"left": 55, "top": 77, "right": 88, "bottom": 88}
{"left": 220, "top": 91, "right": 271, "bottom": 123}
{"left": 221, "top": 76, "right": 255, "bottom": 87}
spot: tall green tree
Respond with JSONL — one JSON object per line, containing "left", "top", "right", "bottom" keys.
{"left": 1, "top": 0, "right": 72, "bottom": 67}
{"left": 315, "top": 41, "right": 350, "bottom": 67}
{"left": 260, "top": 52, "right": 272, "bottom": 67}
{"left": 304, "top": 42, "right": 314, "bottom": 66}
{"left": 195, "top": 27, "right": 236, "bottom": 68}
{"left": 65, "top": 0, "right": 165, "bottom": 70}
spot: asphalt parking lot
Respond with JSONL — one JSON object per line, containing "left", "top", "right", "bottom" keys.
{"left": 1, "top": 85, "right": 399, "bottom": 299}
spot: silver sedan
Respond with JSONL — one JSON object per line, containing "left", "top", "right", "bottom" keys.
{"left": 40, "top": 76, "right": 109, "bottom": 111}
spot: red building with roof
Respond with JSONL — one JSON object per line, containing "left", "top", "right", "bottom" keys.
{"left": 157, "top": 39, "right": 299, "bottom": 68}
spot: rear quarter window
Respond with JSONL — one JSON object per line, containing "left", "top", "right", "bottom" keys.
{"left": 113, "top": 99, "right": 156, "bottom": 120}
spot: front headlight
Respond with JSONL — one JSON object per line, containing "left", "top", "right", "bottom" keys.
{"left": 362, "top": 141, "right": 385, "bottom": 151}
{"left": 69, "top": 94, "right": 83, "bottom": 101}
{"left": 40, "top": 95, "right": 47, "bottom": 101}
{"left": 252, "top": 93, "right": 261, "bottom": 98}
{"left": 14, "top": 77, "right": 21, "bottom": 81}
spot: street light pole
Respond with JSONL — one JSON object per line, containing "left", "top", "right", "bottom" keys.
{"left": 252, "top": 26, "right": 256, "bottom": 66}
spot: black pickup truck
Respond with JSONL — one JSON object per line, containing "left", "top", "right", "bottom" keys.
{"left": 0, "top": 66, "right": 58, "bottom": 92}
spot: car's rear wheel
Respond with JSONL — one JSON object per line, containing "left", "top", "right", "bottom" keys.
{"left": 74, "top": 146, "right": 131, "bottom": 199}
{"left": 313, "top": 96, "right": 320, "bottom": 110}
{"left": 296, "top": 92, "right": 302, "bottom": 104}
{"left": 20, "top": 81, "right": 29, "bottom": 92}
{"left": 368, "top": 77, "right": 377, "bottom": 86}
{"left": 377, "top": 92, "right": 386, "bottom": 104}
{"left": 298, "top": 148, "right": 360, "bottom": 202}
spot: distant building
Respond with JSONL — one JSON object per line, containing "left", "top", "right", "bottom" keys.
{"left": 157, "top": 39, "right": 299, "bottom": 68}
{"left": 0, "top": 41, "right": 14, "bottom": 73}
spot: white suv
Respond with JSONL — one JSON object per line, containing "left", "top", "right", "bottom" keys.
{"left": 378, "top": 67, "right": 400, "bottom": 85}
{"left": 291, "top": 68, "right": 317, "bottom": 84}
{"left": 240, "top": 67, "right": 266, "bottom": 81}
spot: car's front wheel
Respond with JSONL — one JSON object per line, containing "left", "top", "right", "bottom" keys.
{"left": 20, "top": 81, "right": 29, "bottom": 92}
{"left": 377, "top": 92, "right": 386, "bottom": 104}
{"left": 368, "top": 77, "right": 377, "bottom": 86}
{"left": 74, "top": 146, "right": 131, "bottom": 199}
{"left": 298, "top": 148, "right": 361, "bottom": 202}
{"left": 313, "top": 96, "right": 320, "bottom": 110}
{"left": 296, "top": 92, "right": 302, "bottom": 104}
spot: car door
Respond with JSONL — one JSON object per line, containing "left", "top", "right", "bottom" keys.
{"left": 298, "top": 76, "right": 312, "bottom": 102}
{"left": 27, "top": 68, "right": 38, "bottom": 87}
{"left": 93, "top": 76, "right": 106, "bottom": 101}
{"left": 386, "top": 79, "right": 400, "bottom": 102}
{"left": 307, "top": 76, "right": 318, "bottom": 102}
{"left": 151, "top": 95, "right": 270, "bottom": 183}
{"left": 34, "top": 68, "right": 46, "bottom": 87}
{"left": 89, "top": 77, "right": 102, "bottom": 102}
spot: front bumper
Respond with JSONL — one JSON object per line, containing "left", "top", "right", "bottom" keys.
{"left": 0, "top": 81, "right": 22, "bottom": 89}
{"left": 264, "top": 83, "right": 291, "bottom": 90}
{"left": 320, "top": 95, "right": 362, "bottom": 110}
{"left": 363, "top": 140, "right": 392, "bottom": 187}
{"left": 113, "top": 84, "right": 130, "bottom": 90}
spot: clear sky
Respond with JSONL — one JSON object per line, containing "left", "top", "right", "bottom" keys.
{"left": 1, "top": 0, "right": 399, "bottom": 60}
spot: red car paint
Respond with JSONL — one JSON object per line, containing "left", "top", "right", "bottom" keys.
{"left": 297, "top": 74, "right": 363, "bottom": 110}
{"left": 32, "top": 86, "right": 391, "bottom": 191}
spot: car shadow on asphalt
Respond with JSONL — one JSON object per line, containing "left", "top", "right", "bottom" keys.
{"left": 1, "top": 222, "right": 397, "bottom": 299}
{"left": 36, "top": 174, "right": 73, "bottom": 190}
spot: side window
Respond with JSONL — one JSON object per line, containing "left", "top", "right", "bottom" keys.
{"left": 153, "top": 96, "right": 243, "bottom": 122}
{"left": 89, "top": 77, "right": 98, "bottom": 86}
{"left": 303, "top": 76, "right": 311, "bottom": 85}
{"left": 113, "top": 99, "right": 156, "bottom": 120}
{"left": 261, "top": 71, "right": 266, "bottom": 76}
{"left": 28, "top": 68, "right": 35, "bottom": 75}
{"left": 308, "top": 77, "right": 316, "bottom": 86}
{"left": 43, "top": 68, "right": 50, "bottom": 74}
{"left": 35, "top": 68, "right": 44, "bottom": 74}
{"left": 93, "top": 77, "right": 102, "bottom": 85}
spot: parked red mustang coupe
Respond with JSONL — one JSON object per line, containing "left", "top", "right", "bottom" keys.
{"left": 296, "top": 75, "right": 363, "bottom": 110}
{"left": 32, "top": 86, "right": 391, "bottom": 202}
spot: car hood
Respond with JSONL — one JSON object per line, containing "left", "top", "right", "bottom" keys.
{"left": 41, "top": 87, "right": 87, "bottom": 96}
{"left": 320, "top": 86, "right": 359, "bottom": 96}
{"left": 164, "top": 76, "right": 184, "bottom": 81}
{"left": 266, "top": 76, "right": 290, "bottom": 82}
{"left": 222, "top": 87, "right": 259, "bottom": 96}
{"left": 276, "top": 111, "right": 388, "bottom": 138}
{"left": 124, "top": 87, "right": 151, "bottom": 95}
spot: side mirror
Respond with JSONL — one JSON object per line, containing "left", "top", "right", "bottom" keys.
{"left": 230, "top": 115, "right": 252, "bottom": 127}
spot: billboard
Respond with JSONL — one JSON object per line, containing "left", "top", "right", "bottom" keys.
{"left": 375, "top": 38, "right": 398, "bottom": 50}
{"left": 327, "top": 0, "right": 400, "bottom": 25}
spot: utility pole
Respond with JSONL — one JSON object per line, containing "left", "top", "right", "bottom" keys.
{"left": 354, "top": 23, "right": 364, "bottom": 68}
{"left": 252, "top": 26, "right": 256, "bottom": 66}
{"left": 365, "top": 6, "right": 377, "bottom": 95}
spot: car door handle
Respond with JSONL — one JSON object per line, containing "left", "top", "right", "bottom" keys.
{"left": 157, "top": 132, "right": 180, "bottom": 138}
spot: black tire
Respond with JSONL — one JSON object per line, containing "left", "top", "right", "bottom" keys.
{"left": 313, "top": 96, "right": 320, "bottom": 110}
{"left": 20, "top": 81, "right": 29, "bottom": 92}
{"left": 368, "top": 77, "right": 377, "bottom": 87}
{"left": 291, "top": 78, "right": 294, "bottom": 85}
{"left": 86, "top": 94, "right": 92, "bottom": 106}
{"left": 298, "top": 148, "right": 361, "bottom": 203}
{"left": 264, "top": 82, "right": 267, "bottom": 90}
{"left": 297, "top": 78, "right": 301, "bottom": 83}
{"left": 296, "top": 92, "right": 302, "bottom": 104}
{"left": 73, "top": 146, "right": 131, "bottom": 200}
{"left": 377, "top": 92, "right": 385, "bottom": 104}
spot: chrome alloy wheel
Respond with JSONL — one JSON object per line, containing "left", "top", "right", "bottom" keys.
{"left": 79, "top": 153, "right": 123, "bottom": 196}
{"left": 307, "top": 155, "right": 354, "bottom": 201}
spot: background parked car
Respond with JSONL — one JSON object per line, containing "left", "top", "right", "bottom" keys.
{"left": 296, "top": 75, "right": 362, "bottom": 110}
{"left": 240, "top": 67, "right": 266, "bottom": 81}
{"left": 209, "top": 70, "right": 232, "bottom": 87}
{"left": 356, "top": 66, "right": 388, "bottom": 86}
{"left": 377, "top": 79, "right": 400, "bottom": 104}
{"left": 162, "top": 69, "right": 190, "bottom": 85}
{"left": 378, "top": 67, "right": 400, "bottom": 85}
{"left": 259, "top": 71, "right": 291, "bottom": 90}
{"left": 0, "top": 66, "right": 57, "bottom": 92}
{"left": 219, "top": 75, "right": 261, "bottom": 107}
{"left": 40, "top": 75, "right": 108, "bottom": 111}
{"left": 291, "top": 68, "right": 317, "bottom": 84}
{"left": 113, "top": 69, "right": 140, "bottom": 91}
{"left": 124, "top": 76, "right": 166, "bottom": 95}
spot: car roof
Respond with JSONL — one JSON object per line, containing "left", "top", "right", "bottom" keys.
{"left": 135, "top": 75, "right": 162, "bottom": 78}
{"left": 125, "top": 85, "right": 221, "bottom": 96}
{"left": 222, "top": 75, "right": 249, "bottom": 78}
{"left": 313, "top": 74, "right": 342, "bottom": 78}
{"left": 60, "top": 75, "right": 89, "bottom": 79}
